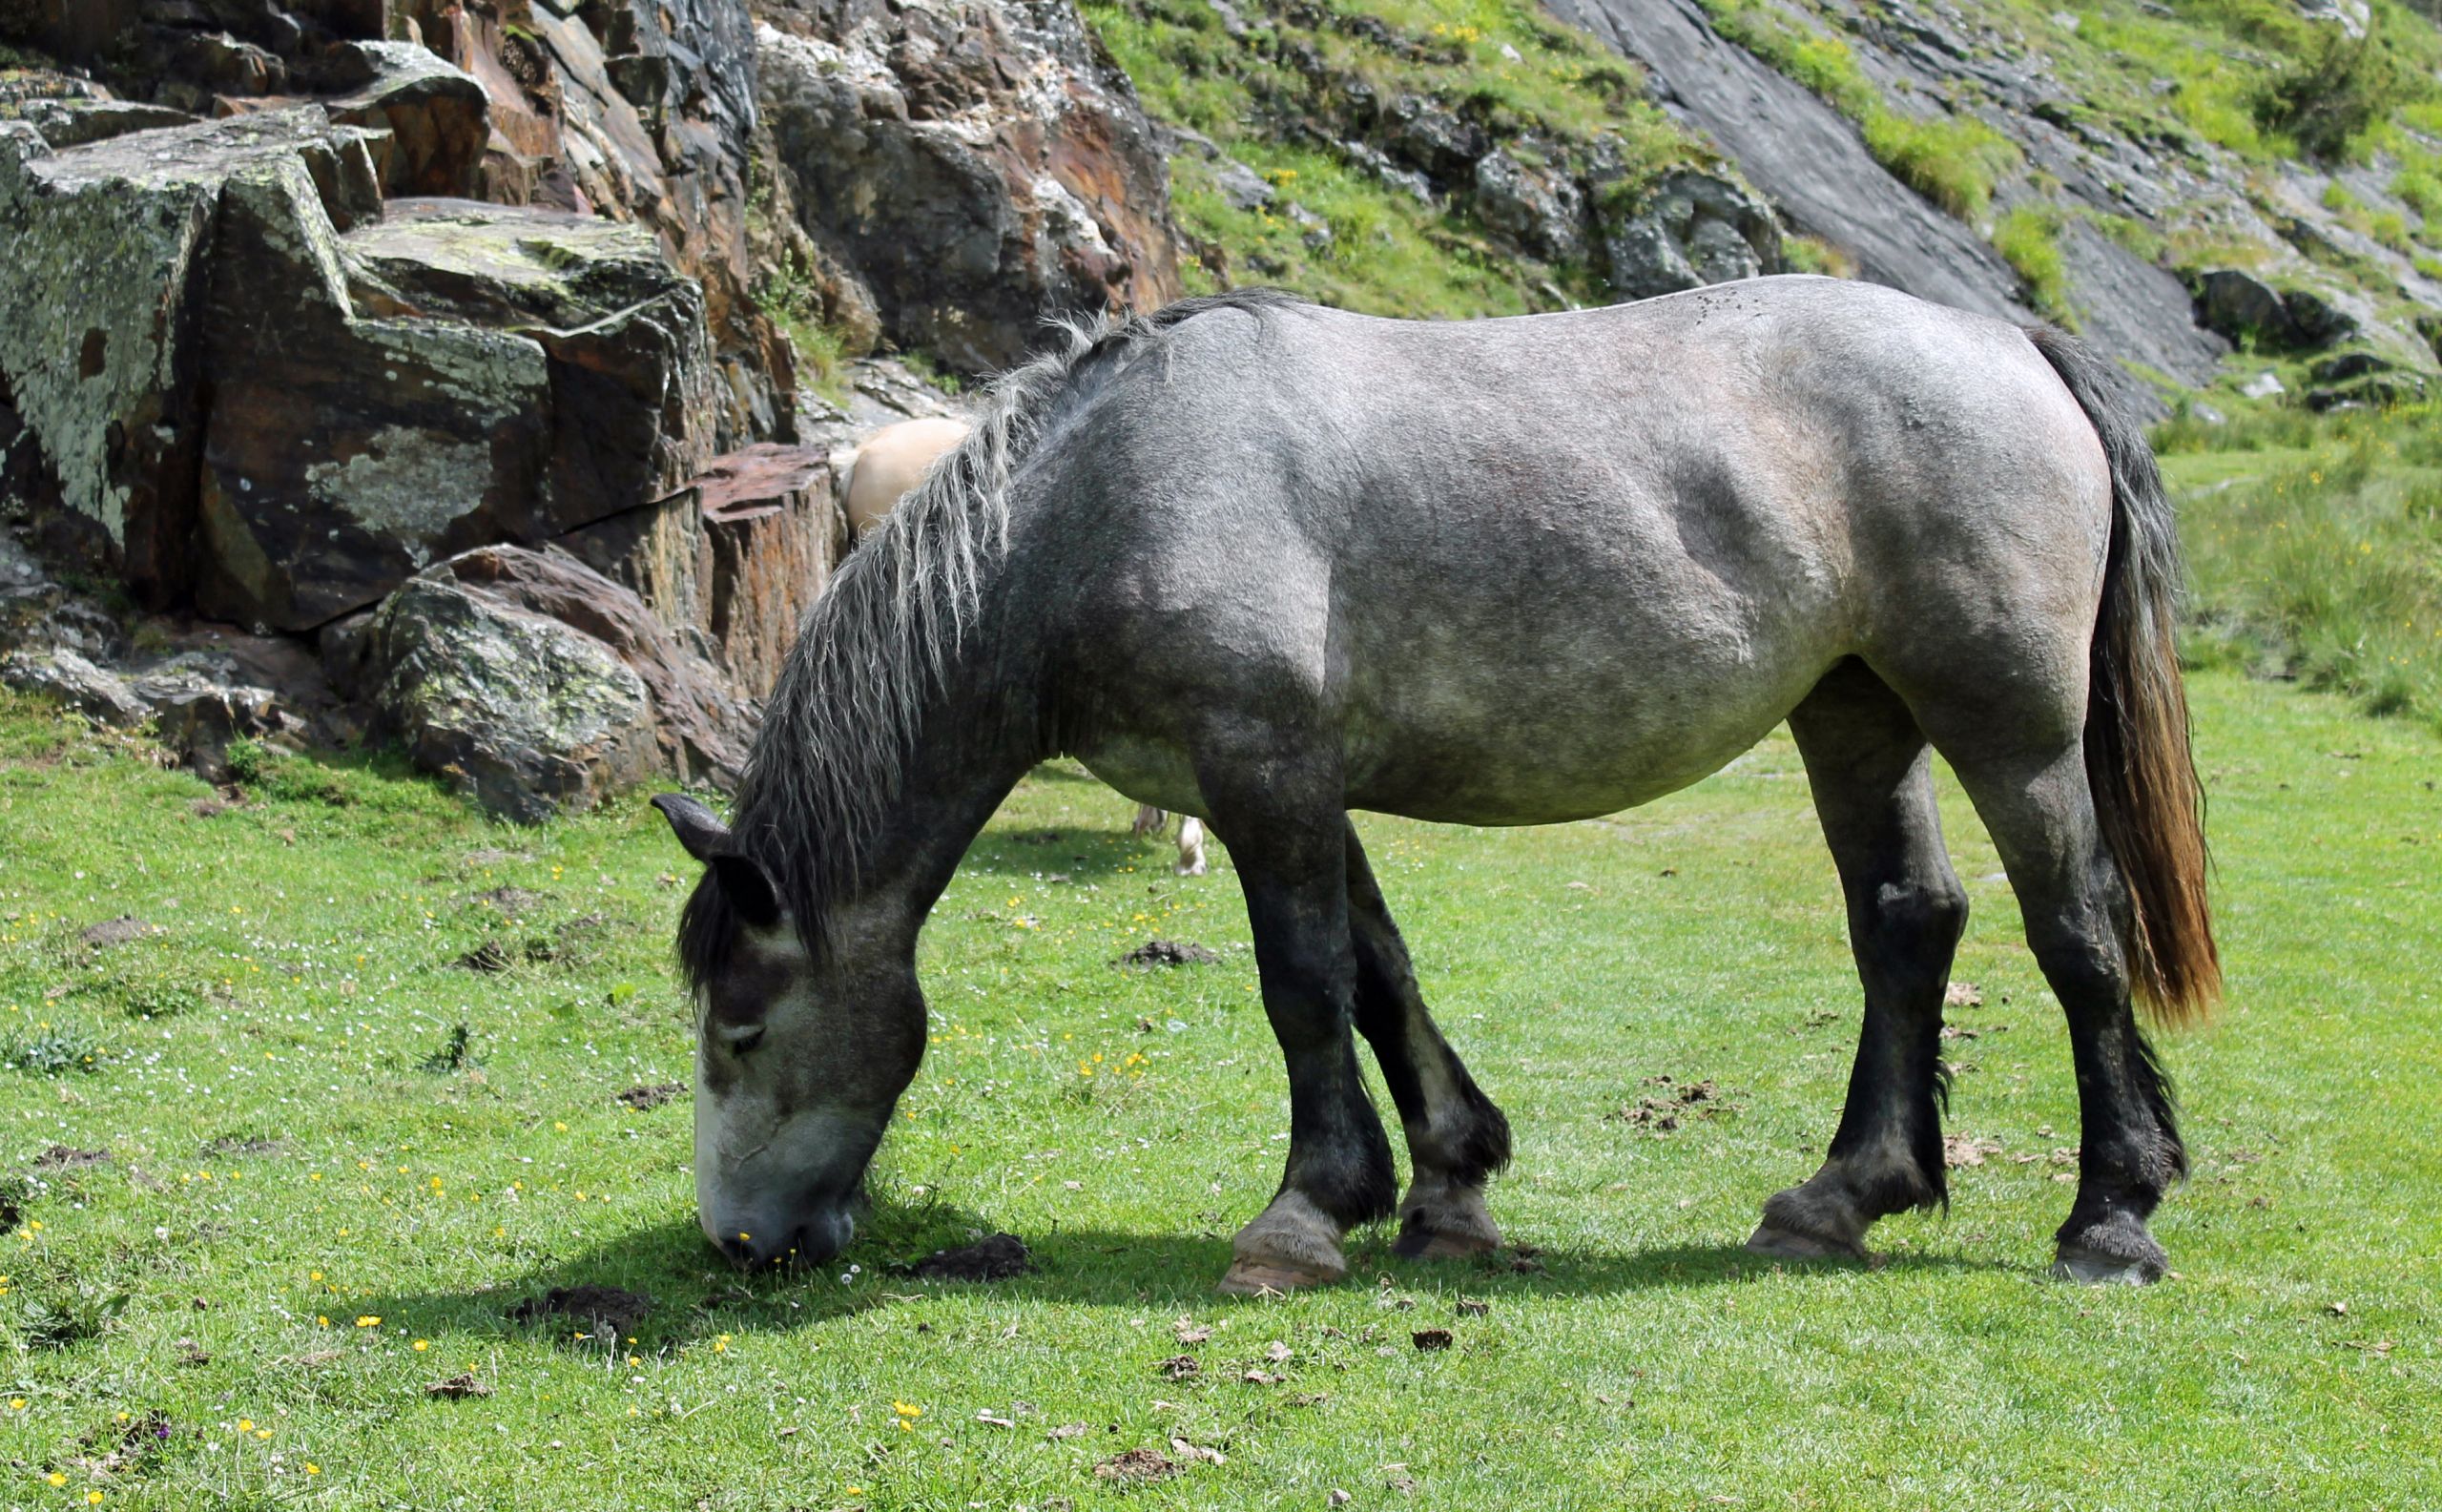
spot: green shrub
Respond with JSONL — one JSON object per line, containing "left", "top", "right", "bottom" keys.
{"left": 2254, "top": 26, "right": 2416, "bottom": 162}
{"left": 2, "top": 1018, "right": 105, "bottom": 1075}
{"left": 2392, "top": 166, "right": 2442, "bottom": 221}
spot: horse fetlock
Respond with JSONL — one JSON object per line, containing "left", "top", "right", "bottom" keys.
{"left": 1749, "top": 1176, "right": 1876, "bottom": 1261}
{"left": 2054, "top": 1201, "right": 2167, "bottom": 1285}
{"left": 1220, "top": 1191, "right": 1348, "bottom": 1294}
{"left": 1392, "top": 1175, "right": 1501, "bottom": 1261}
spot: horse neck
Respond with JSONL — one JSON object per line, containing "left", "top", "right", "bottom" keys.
{"left": 814, "top": 614, "right": 1046, "bottom": 948}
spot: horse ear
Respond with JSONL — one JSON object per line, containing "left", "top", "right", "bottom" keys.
{"left": 652, "top": 793, "right": 730, "bottom": 863}
{"left": 713, "top": 854, "right": 783, "bottom": 929}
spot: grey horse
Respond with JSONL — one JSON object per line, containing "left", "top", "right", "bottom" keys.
{"left": 654, "top": 277, "right": 2218, "bottom": 1293}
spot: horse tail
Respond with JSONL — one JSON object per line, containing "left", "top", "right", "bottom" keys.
{"left": 2024, "top": 326, "right": 2220, "bottom": 1028}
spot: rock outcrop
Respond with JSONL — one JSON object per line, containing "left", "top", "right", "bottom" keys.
{"left": 345, "top": 544, "right": 756, "bottom": 821}
{"left": 1549, "top": 0, "right": 2029, "bottom": 324}
{"left": 1601, "top": 169, "right": 1783, "bottom": 300}
{"left": 2, "top": 0, "right": 792, "bottom": 440}
{"left": 755, "top": 0, "right": 1185, "bottom": 374}
{"left": 1, "top": 108, "right": 719, "bottom": 630}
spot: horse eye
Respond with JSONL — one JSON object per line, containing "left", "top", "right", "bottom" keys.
{"left": 719, "top": 1025, "right": 767, "bottom": 1056}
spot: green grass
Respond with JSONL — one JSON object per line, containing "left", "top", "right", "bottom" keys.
{"left": 1698, "top": 2, "right": 2020, "bottom": 219}
{"left": 2163, "top": 404, "right": 2442, "bottom": 732}
{"left": 1993, "top": 204, "right": 2074, "bottom": 322}
{"left": 1859, "top": 109, "right": 2019, "bottom": 221}
{"left": 1, "top": 663, "right": 2437, "bottom": 1507}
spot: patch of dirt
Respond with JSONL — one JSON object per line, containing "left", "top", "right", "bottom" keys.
{"left": 1455, "top": 1298, "right": 1489, "bottom": 1316}
{"left": 463, "top": 848, "right": 528, "bottom": 868}
{"left": 1606, "top": 1075, "right": 1732, "bottom": 1133}
{"left": 426, "top": 1373, "right": 492, "bottom": 1398}
{"left": 32, "top": 1144, "right": 111, "bottom": 1170}
{"left": 1155, "top": 1354, "right": 1200, "bottom": 1380}
{"left": 197, "top": 1136, "right": 284, "bottom": 1159}
{"left": 77, "top": 915, "right": 156, "bottom": 947}
{"left": 1045, "top": 1422, "right": 1091, "bottom": 1440}
{"left": 453, "top": 941, "right": 511, "bottom": 973}
{"left": 509, "top": 1284, "right": 653, "bottom": 1336}
{"left": 470, "top": 886, "right": 548, "bottom": 920}
{"left": 75, "top": 1408, "right": 173, "bottom": 1474}
{"left": 616, "top": 1083, "right": 685, "bottom": 1111}
{"left": 1094, "top": 1447, "right": 1181, "bottom": 1483}
{"left": 1943, "top": 1133, "right": 2005, "bottom": 1169}
{"left": 1943, "top": 980, "right": 1984, "bottom": 1008}
{"left": 1116, "top": 939, "right": 1219, "bottom": 968}
{"left": 906, "top": 1232, "right": 1032, "bottom": 1281}
{"left": 1411, "top": 1328, "right": 1454, "bottom": 1351}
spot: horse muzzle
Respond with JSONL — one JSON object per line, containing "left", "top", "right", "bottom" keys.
{"left": 710, "top": 1206, "right": 855, "bottom": 1270}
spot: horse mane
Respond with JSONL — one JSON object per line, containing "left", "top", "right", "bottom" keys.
{"left": 677, "top": 287, "right": 1299, "bottom": 987}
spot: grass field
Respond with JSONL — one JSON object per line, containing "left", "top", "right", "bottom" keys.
{"left": 2161, "top": 405, "right": 2442, "bottom": 738}
{"left": 1, "top": 665, "right": 2437, "bottom": 1510}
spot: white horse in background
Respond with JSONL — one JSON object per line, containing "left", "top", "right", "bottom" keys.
{"left": 832, "top": 416, "right": 1209, "bottom": 877}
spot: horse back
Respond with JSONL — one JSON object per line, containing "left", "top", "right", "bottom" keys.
{"left": 1025, "top": 279, "right": 2113, "bottom": 822}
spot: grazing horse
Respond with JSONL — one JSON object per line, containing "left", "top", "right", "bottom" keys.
{"left": 656, "top": 279, "right": 2218, "bottom": 1294}
{"left": 833, "top": 415, "right": 975, "bottom": 541}
{"left": 834, "top": 416, "right": 1210, "bottom": 877}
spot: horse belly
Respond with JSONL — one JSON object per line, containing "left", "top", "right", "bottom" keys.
{"left": 1340, "top": 636, "right": 1819, "bottom": 824}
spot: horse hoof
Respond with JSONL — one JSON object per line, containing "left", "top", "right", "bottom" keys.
{"left": 1393, "top": 1226, "right": 1501, "bottom": 1261}
{"left": 1216, "top": 1259, "right": 1339, "bottom": 1295}
{"left": 2053, "top": 1243, "right": 2163, "bottom": 1286}
{"left": 1744, "top": 1221, "right": 1866, "bottom": 1263}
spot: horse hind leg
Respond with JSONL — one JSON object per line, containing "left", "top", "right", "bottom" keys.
{"left": 1935, "top": 734, "right": 2184, "bottom": 1284}
{"left": 1176, "top": 816, "right": 1208, "bottom": 876}
{"left": 1749, "top": 661, "right": 1968, "bottom": 1262}
{"left": 1343, "top": 820, "right": 1511, "bottom": 1259}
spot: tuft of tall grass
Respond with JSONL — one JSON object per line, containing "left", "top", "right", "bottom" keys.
{"left": 1994, "top": 204, "right": 2072, "bottom": 321}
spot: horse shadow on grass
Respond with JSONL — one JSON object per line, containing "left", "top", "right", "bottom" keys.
{"left": 354, "top": 1191, "right": 2013, "bottom": 1357}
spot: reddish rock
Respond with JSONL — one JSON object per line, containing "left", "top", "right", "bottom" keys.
{"left": 695, "top": 444, "right": 845, "bottom": 699}
{"left": 559, "top": 490, "right": 715, "bottom": 648}
{"left": 403, "top": 0, "right": 788, "bottom": 443}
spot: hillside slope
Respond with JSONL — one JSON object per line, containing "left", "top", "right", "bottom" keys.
{"left": 1084, "top": 0, "right": 2442, "bottom": 412}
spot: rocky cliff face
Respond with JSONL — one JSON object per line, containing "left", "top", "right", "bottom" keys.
{"left": 0, "top": 0, "right": 1194, "bottom": 818}
{"left": 751, "top": 0, "right": 1188, "bottom": 375}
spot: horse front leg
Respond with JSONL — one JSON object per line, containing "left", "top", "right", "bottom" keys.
{"left": 1344, "top": 820, "right": 1511, "bottom": 1259}
{"left": 1202, "top": 768, "right": 1397, "bottom": 1294}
